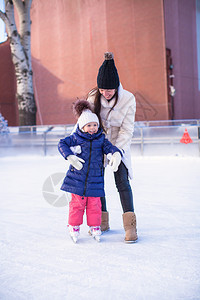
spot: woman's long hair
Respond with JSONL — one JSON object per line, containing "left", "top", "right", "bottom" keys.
{"left": 87, "top": 87, "right": 118, "bottom": 132}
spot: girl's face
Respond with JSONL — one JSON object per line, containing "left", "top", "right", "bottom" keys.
{"left": 83, "top": 122, "right": 98, "bottom": 134}
{"left": 99, "top": 89, "right": 116, "bottom": 100}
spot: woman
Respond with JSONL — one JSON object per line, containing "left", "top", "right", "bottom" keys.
{"left": 87, "top": 52, "right": 138, "bottom": 243}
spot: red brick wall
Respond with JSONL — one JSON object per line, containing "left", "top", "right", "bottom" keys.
{"left": 30, "top": 0, "right": 168, "bottom": 125}
{"left": 0, "top": 41, "right": 17, "bottom": 126}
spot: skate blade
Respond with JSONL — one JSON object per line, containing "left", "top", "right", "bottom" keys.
{"left": 93, "top": 235, "right": 100, "bottom": 242}
{"left": 71, "top": 236, "right": 78, "bottom": 243}
{"left": 88, "top": 230, "right": 101, "bottom": 241}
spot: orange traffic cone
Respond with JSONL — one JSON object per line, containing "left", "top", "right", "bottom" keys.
{"left": 180, "top": 128, "right": 193, "bottom": 144}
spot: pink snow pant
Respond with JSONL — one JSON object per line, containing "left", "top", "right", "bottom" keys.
{"left": 68, "top": 194, "right": 102, "bottom": 226}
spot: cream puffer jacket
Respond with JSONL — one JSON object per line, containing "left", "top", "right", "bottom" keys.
{"left": 87, "top": 83, "right": 136, "bottom": 179}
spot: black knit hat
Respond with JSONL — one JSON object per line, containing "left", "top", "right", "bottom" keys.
{"left": 97, "top": 52, "right": 120, "bottom": 89}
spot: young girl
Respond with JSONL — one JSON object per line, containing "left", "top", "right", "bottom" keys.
{"left": 58, "top": 100, "right": 121, "bottom": 243}
{"left": 87, "top": 52, "right": 138, "bottom": 243}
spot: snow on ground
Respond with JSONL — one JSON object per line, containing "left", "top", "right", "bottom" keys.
{"left": 0, "top": 155, "right": 200, "bottom": 300}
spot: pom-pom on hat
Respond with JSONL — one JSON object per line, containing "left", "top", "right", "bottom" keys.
{"left": 73, "top": 99, "right": 99, "bottom": 130}
{"left": 97, "top": 52, "right": 120, "bottom": 89}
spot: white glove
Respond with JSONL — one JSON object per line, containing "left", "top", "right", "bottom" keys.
{"left": 109, "top": 152, "right": 121, "bottom": 172}
{"left": 70, "top": 145, "right": 81, "bottom": 154}
{"left": 67, "top": 155, "right": 85, "bottom": 170}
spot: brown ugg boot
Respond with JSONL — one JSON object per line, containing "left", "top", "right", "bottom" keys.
{"left": 101, "top": 211, "right": 110, "bottom": 232}
{"left": 122, "top": 212, "right": 138, "bottom": 243}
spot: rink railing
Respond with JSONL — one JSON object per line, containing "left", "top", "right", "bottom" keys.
{"left": 0, "top": 119, "right": 200, "bottom": 157}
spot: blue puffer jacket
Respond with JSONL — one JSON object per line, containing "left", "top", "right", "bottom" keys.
{"left": 58, "top": 126, "right": 121, "bottom": 197}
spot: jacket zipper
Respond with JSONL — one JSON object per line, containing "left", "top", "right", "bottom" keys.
{"left": 83, "top": 140, "right": 92, "bottom": 196}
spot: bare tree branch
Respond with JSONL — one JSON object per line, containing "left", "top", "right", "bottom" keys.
{"left": 3, "top": 1, "right": 16, "bottom": 38}
{"left": 0, "top": 10, "right": 6, "bottom": 22}
{"left": 12, "top": 0, "right": 24, "bottom": 13}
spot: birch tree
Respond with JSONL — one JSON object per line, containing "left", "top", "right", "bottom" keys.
{"left": 0, "top": 0, "right": 36, "bottom": 126}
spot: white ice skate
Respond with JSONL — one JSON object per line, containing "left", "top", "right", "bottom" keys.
{"left": 89, "top": 226, "right": 101, "bottom": 242}
{"left": 68, "top": 225, "right": 80, "bottom": 243}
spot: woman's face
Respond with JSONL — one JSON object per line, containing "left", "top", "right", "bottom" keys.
{"left": 99, "top": 89, "right": 116, "bottom": 100}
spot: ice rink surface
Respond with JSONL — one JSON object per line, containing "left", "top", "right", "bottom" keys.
{"left": 0, "top": 155, "right": 200, "bottom": 300}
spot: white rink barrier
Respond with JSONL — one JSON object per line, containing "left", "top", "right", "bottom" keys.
{"left": 0, "top": 120, "right": 200, "bottom": 157}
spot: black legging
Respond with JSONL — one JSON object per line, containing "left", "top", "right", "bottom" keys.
{"left": 101, "top": 162, "right": 134, "bottom": 213}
